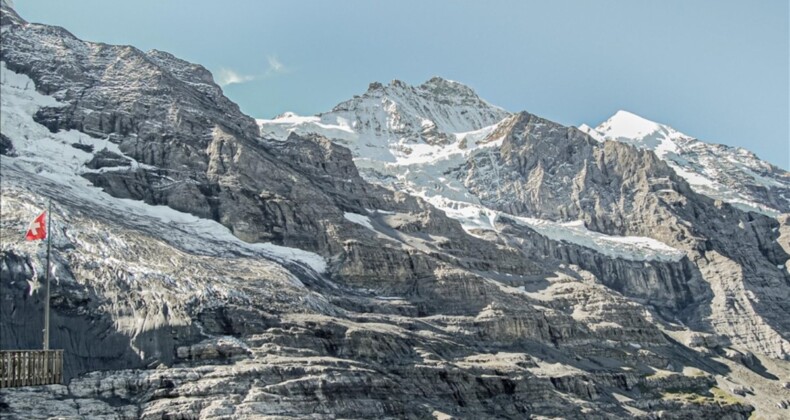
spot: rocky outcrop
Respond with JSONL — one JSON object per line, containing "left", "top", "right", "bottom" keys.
{"left": 493, "top": 217, "right": 704, "bottom": 311}
{"left": 84, "top": 148, "right": 131, "bottom": 169}
{"left": 0, "top": 309, "right": 758, "bottom": 419}
{"left": 0, "top": 132, "right": 14, "bottom": 156}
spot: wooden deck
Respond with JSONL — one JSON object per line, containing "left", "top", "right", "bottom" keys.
{"left": 0, "top": 350, "right": 63, "bottom": 388}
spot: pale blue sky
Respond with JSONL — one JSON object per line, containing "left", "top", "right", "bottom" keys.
{"left": 14, "top": 0, "right": 789, "bottom": 168}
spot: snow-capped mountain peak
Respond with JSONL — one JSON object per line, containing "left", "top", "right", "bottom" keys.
{"left": 582, "top": 110, "right": 684, "bottom": 158}
{"left": 597, "top": 110, "right": 665, "bottom": 140}
{"left": 258, "top": 77, "right": 511, "bottom": 163}
{"left": 328, "top": 76, "right": 508, "bottom": 133}
{"left": 581, "top": 110, "right": 790, "bottom": 215}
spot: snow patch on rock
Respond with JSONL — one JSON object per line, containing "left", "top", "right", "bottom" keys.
{"left": 0, "top": 62, "right": 327, "bottom": 274}
{"left": 343, "top": 212, "right": 375, "bottom": 231}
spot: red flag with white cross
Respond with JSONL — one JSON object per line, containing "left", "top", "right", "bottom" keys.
{"left": 25, "top": 211, "right": 47, "bottom": 241}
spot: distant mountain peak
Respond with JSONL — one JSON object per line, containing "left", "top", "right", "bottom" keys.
{"left": 361, "top": 77, "right": 483, "bottom": 101}
{"left": 582, "top": 110, "right": 790, "bottom": 215}
{"left": 597, "top": 110, "right": 666, "bottom": 140}
{"left": 367, "top": 81, "right": 384, "bottom": 91}
{"left": 389, "top": 79, "right": 408, "bottom": 88}
{"left": 424, "top": 75, "right": 456, "bottom": 85}
{"left": 323, "top": 77, "right": 509, "bottom": 135}
{"left": 419, "top": 76, "right": 478, "bottom": 97}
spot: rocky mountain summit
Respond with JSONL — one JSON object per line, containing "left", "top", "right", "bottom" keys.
{"left": 258, "top": 76, "right": 509, "bottom": 166}
{"left": 2, "top": 2, "right": 789, "bottom": 419}
{"left": 580, "top": 110, "right": 790, "bottom": 217}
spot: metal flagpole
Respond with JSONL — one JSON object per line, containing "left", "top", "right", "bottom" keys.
{"left": 44, "top": 200, "right": 52, "bottom": 351}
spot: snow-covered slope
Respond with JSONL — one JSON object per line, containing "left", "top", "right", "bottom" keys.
{"left": 580, "top": 110, "right": 790, "bottom": 216}
{"left": 421, "top": 197, "right": 685, "bottom": 262}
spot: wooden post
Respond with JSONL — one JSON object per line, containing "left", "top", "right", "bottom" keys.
{"left": 44, "top": 201, "right": 52, "bottom": 351}
{"left": 56, "top": 350, "right": 63, "bottom": 384}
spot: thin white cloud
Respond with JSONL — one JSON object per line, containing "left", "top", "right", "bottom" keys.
{"left": 215, "top": 56, "right": 289, "bottom": 87}
{"left": 216, "top": 67, "right": 255, "bottom": 87}
{"left": 267, "top": 55, "right": 286, "bottom": 74}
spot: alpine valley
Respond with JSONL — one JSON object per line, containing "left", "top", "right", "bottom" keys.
{"left": 1, "top": 2, "right": 789, "bottom": 419}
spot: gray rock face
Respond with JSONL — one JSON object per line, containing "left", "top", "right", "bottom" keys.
{"left": 0, "top": 133, "right": 14, "bottom": 155}
{"left": 493, "top": 217, "right": 703, "bottom": 311}
{"left": 84, "top": 148, "right": 130, "bottom": 169}
{"left": 0, "top": 3, "right": 788, "bottom": 419}
{"left": 457, "top": 112, "right": 790, "bottom": 358}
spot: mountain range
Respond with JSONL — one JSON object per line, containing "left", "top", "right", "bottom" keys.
{"left": 1, "top": 2, "right": 789, "bottom": 418}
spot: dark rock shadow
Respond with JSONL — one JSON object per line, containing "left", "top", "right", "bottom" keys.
{"left": 0, "top": 250, "right": 201, "bottom": 380}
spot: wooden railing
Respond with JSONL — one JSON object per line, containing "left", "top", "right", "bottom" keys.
{"left": 0, "top": 350, "right": 63, "bottom": 388}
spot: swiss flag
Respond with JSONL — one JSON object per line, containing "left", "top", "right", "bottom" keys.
{"left": 25, "top": 211, "right": 47, "bottom": 241}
